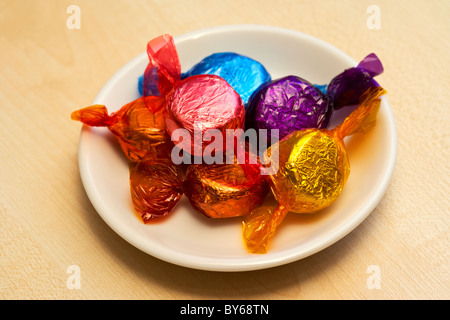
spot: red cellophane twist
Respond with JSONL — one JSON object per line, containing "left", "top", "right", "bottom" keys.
{"left": 143, "top": 34, "right": 246, "bottom": 157}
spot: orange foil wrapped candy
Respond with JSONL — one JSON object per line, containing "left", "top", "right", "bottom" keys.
{"left": 143, "top": 34, "right": 246, "bottom": 157}
{"left": 129, "top": 160, "right": 184, "bottom": 222}
{"left": 71, "top": 96, "right": 172, "bottom": 162}
{"left": 183, "top": 155, "right": 270, "bottom": 218}
{"left": 243, "top": 86, "right": 386, "bottom": 253}
{"left": 130, "top": 150, "right": 269, "bottom": 220}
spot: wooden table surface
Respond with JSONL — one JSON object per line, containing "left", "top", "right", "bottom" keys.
{"left": 1, "top": 0, "right": 448, "bottom": 300}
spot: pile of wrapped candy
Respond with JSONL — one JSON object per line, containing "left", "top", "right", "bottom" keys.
{"left": 71, "top": 34, "right": 386, "bottom": 254}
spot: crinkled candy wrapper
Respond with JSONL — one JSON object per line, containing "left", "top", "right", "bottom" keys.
{"left": 243, "top": 86, "right": 387, "bottom": 253}
{"left": 129, "top": 153, "right": 270, "bottom": 222}
{"left": 164, "top": 74, "right": 245, "bottom": 156}
{"left": 245, "top": 75, "right": 331, "bottom": 143}
{"left": 129, "top": 160, "right": 185, "bottom": 221}
{"left": 142, "top": 34, "right": 246, "bottom": 157}
{"left": 246, "top": 53, "right": 383, "bottom": 146}
{"left": 326, "top": 53, "right": 384, "bottom": 109}
{"left": 70, "top": 96, "right": 172, "bottom": 162}
{"left": 183, "top": 154, "right": 270, "bottom": 219}
{"left": 181, "top": 52, "right": 271, "bottom": 105}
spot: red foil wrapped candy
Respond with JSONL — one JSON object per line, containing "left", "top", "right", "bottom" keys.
{"left": 143, "top": 34, "right": 246, "bottom": 157}
{"left": 164, "top": 75, "right": 245, "bottom": 157}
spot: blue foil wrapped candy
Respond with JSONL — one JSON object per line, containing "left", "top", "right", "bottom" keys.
{"left": 138, "top": 52, "right": 271, "bottom": 105}
{"left": 182, "top": 52, "right": 271, "bottom": 105}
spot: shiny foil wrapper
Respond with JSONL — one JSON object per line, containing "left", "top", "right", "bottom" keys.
{"left": 71, "top": 96, "right": 173, "bottom": 162}
{"left": 129, "top": 161, "right": 184, "bottom": 222}
{"left": 143, "top": 34, "right": 182, "bottom": 101}
{"left": 245, "top": 75, "right": 331, "bottom": 143}
{"left": 130, "top": 150, "right": 269, "bottom": 220}
{"left": 143, "top": 35, "right": 246, "bottom": 157}
{"left": 181, "top": 52, "right": 271, "bottom": 105}
{"left": 268, "top": 129, "right": 350, "bottom": 213}
{"left": 184, "top": 159, "right": 269, "bottom": 218}
{"left": 164, "top": 74, "right": 245, "bottom": 157}
{"left": 326, "top": 53, "right": 384, "bottom": 109}
{"left": 243, "top": 86, "right": 386, "bottom": 253}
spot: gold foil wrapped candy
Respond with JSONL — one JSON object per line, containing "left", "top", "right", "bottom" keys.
{"left": 243, "top": 86, "right": 386, "bottom": 253}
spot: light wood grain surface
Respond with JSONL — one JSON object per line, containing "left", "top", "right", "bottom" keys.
{"left": 0, "top": 0, "right": 448, "bottom": 300}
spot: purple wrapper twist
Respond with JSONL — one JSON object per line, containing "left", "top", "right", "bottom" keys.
{"left": 326, "top": 53, "right": 384, "bottom": 109}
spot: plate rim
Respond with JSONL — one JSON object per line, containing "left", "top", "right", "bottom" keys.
{"left": 77, "top": 24, "right": 398, "bottom": 272}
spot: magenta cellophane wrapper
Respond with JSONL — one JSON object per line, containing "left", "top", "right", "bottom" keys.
{"left": 143, "top": 34, "right": 245, "bottom": 157}
{"left": 164, "top": 75, "right": 245, "bottom": 156}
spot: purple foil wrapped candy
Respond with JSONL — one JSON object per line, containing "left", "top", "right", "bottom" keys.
{"left": 246, "top": 75, "right": 331, "bottom": 143}
{"left": 326, "top": 53, "right": 384, "bottom": 109}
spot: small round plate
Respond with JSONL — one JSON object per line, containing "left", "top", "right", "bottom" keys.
{"left": 77, "top": 25, "right": 397, "bottom": 272}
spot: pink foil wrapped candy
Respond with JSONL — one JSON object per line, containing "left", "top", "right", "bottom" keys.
{"left": 143, "top": 34, "right": 246, "bottom": 157}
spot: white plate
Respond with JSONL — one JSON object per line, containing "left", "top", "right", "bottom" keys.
{"left": 77, "top": 25, "right": 397, "bottom": 272}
